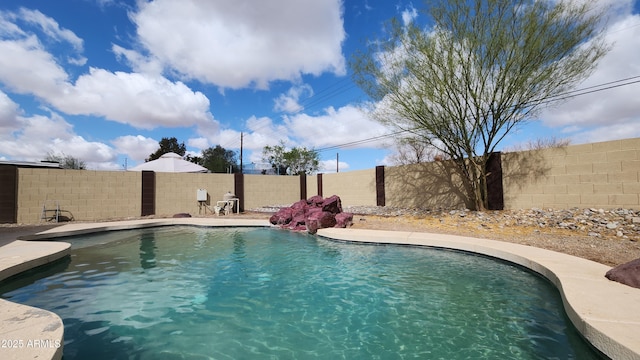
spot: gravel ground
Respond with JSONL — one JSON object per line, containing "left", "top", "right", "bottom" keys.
{"left": 255, "top": 205, "right": 640, "bottom": 267}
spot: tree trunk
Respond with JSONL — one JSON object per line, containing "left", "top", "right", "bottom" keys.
{"left": 470, "top": 158, "right": 488, "bottom": 211}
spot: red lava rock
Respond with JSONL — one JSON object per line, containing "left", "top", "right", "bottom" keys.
{"left": 605, "top": 258, "right": 640, "bottom": 288}
{"left": 305, "top": 211, "right": 337, "bottom": 234}
{"left": 335, "top": 212, "right": 354, "bottom": 228}
{"left": 269, "top": 195, "right": 352, "bottom": 233}
{"left": 269, "top": 207, "right": 293, "bottom": 225}
{"left": 306, "top": 219, "right": 319, "bottom": 234}
{"left": 321, "top": 195, "right": 343, "bottom": 214}
{"left": 308, "top": 195, "right": 324, "bottom": 206}
{"left": 291, "top": 199, "right": 308, "bottom": 210}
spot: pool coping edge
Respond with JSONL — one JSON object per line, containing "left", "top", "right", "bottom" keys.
{"left": 317, "top": 227, "right": 640, "bottom": 360}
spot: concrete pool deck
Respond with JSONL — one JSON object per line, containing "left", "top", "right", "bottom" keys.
{"left": 0, "top": 218, "right": 638, "bottom": 359}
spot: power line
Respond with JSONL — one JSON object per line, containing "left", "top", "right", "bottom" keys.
{"left": 216, "top": 14, "right": 640, "bottom": 153}
{"left": 241, "top": 78, "right": 358, "bottom": 139}
{"left": 315, "top": 130, "right": 408, "bottom": 152}
{"left": 313, "top": 74, "right": 640, "bottom": 154}
{"left": 218, "top": 74, "right": 640, "bottom": 154}
{"left": 537, "top": 76, "right": 640, "bottom": 106}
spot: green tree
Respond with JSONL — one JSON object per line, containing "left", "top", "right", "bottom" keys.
{"left": 199, "top": 145, "right": 238, "bottom": 173}
{"left": 262, "top": 142, "right": 288, "bottom": 175}
{"left": 185, "top": 154, "right": 202, "bottom": 164}
{"left": 43, "top": 152, "right": 86, "bottom": 169}
{"left": 351, "top": 0, "right": 609, "bottom": 210}
{"left": 147, "top": 137, "right": 186, "bottom": 161}
{"left": 262, "top": 141, "right": 320, "bottom": 175}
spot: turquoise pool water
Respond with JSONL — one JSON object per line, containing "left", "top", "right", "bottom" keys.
{"left": 1, "top": 227, "right": 602, "bottom": 359}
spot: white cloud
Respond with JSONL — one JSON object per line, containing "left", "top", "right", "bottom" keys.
{"left": 93, "top": 0, "right": 118, "bottom": 10}
{"left": 247, "top": 120, "right": 287, "bottom": 149}
{"left": 558, "top": 0, "right": 634, "bottom": 25}
{"left": 0, "top": 9, "right": 217, "bottom": 132}
{"left": 0, "top": 36, "right": 70, "bottom": 96}
{"left": 57, "top": 68, "right": 215, "bottom": 129}
{"left": 228, "top": 105, "right": 388, "bottom": 172}
{"left": 0, "top": 8, "right": 226, "bottom": 169}
{"left": 282, "top": 104, "right": 388, "bottom": 148}
{"left": 17, "top": 8, "right": 84, "bottom": 51}
{"left": 187, "top": 137, "right": 210, "bottom": 151}
{"left": 273, "top": 84, "right": 314, "bottom": 113}
{"left": 111, "top": 135, "right": 159, "bottom": 162}
{"left": 112, "top": 44, "right": 163, "bottom": 75}
{"left": 0, "top": 39, "right": 216, "bottom": 130}
{"left": 0, "top": 11, "right": 26, "bottom": 37}
{"left": 564, "top": 123, "right": 640, "bottom": 144}
{"left": 540, "top": 12, "right": 640, "bottom": 142}
{"left": 319, "top": 158, "right": 349, "bottom": 173}
{"left": 0, "top": 90, "right": 20, "bottom": 132}
{"left": 0, "top": 92, "right": 126, "bottom": 170}
{"left": 52, "top": 136, "right": 115, "bottom": 165}
{"left": 401, "top": 5, "right": 418, "bottom": 26}
{"left": 67, "top": 55, "right": 88, "bottom": 66}
{"left": 0, "top": 108, "right": 118, "bottom": 168}
{"left": 130, "top": 0, "right": 346, "bottom": 89}
{"left": 195, "top": 105, "right": 387, "bottom": 172}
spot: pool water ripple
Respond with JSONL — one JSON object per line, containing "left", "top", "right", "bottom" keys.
{"left": 0, "top": 227, "right": 603, "bottom": 359}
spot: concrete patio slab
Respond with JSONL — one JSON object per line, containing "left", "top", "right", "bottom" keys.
{"left": 0, "top": 240, "right": 69, "bottom": 360}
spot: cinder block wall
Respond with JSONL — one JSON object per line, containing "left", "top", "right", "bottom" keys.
{"left": 385, "top": 162, "right": 467, "bottom": 209}
{"left": 306, "top": 175, "right": 319, "bottom": 198}
{"left": 322, "top": 169, "right": 377, "bottom": 207}
{"left": 243, "top": 174, "right": 300, "bottom": 209}
{"left": 155, "top": 173, "right": 234, "bottom": 216}
{"left": 11, "top": 137, "right": 640, "bottom": 224}
{"left": 17, "top": 168, "right": 140, "bottom": 223}
{"left": 502, "top": 138, "right": 640, "bottom": 209}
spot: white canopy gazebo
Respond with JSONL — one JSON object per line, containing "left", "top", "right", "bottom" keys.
{"left": 128, "top": 152, "right": 208, "bottom": 173}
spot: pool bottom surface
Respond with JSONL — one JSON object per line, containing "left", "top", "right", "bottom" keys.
{"left": 1, "top": 227, "right": 602, "bottom": 359}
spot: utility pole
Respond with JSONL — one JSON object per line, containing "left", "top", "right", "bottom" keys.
{"left": 240, "top": 132, "right": 244, "bottom": 174}
{"left": 336, "top": 153, "right": 339, "bottom": 173}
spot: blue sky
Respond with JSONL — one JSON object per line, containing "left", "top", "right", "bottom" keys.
{"left": 1, "top": 0, "right": 639, "bottom": 172}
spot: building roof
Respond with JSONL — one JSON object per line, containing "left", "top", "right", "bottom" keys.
{"left": 0, "top": 160, "right": 62, "bottom": 169}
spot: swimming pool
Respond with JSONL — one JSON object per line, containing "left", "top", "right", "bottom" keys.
{"left": 1, "top": 226, "right": 602, "bottom": 359}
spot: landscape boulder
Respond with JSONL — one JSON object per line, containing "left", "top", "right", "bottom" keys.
{"left": 605, "top": 258, "right": 640, "bottom": 289}
{"left": 335, "top": 212, "right": 354, "bottom": 228}
{"left": 321, "top": 195, "right": 343, "bottom": 214}
{"left": 269, "top": 207, "right": 293, "bottom": 225}
{"left": 269, "top": 195, "right": 353, "bottom": 234}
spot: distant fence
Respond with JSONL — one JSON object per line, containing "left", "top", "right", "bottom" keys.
{"left": 0, "top": 137, "right": 638, "bottom": 224}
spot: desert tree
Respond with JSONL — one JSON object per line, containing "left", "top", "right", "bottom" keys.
{"left": 504, "top": 136, "right": 572, "bottom": 153}
{"left": 262, "top": 141, "right": 320, "bottom": 175}
{"left": 352, "top": 0, "right": 609, "bottom": 210}
{"left": 43, "top": 152, "right": 86, "bottom": 169}
{"left": 388, "top": 136, "right": 444, "bottom": 165}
